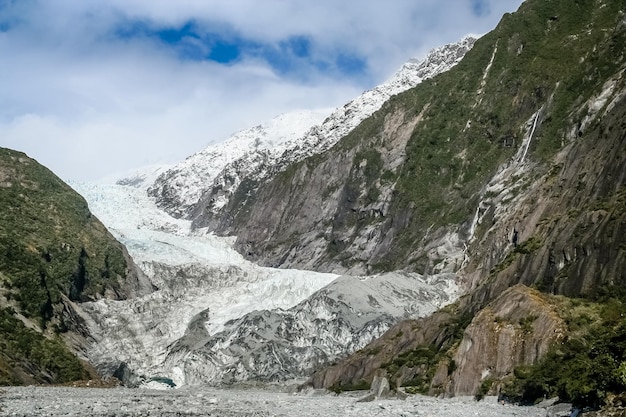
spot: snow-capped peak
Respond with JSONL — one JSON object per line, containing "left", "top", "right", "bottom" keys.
{"left": 149, "top": 36, "right": 478, "bottom": 220}
{"left": 147, "top": 109, "right": 330, "bottom": 218}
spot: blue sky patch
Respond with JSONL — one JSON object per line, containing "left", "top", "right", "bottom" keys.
{"left": 470, "top": 0, "right": 490, "bottom": 17}
{"left": 335, "top": 53, "right": 368, "bottom": 78}
{"left": 113, "top": 19, "right": 368, "bottom": 80}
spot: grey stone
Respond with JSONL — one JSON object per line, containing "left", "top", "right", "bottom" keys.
{"left": 546, "top": 403, "right": 573, "bottom": 417}
{"left": 371, "top": 376, "right": 391, "bottom": 398}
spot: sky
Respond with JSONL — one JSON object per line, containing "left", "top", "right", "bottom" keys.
{"left": 0, "top": 0, "right": 525, "bottom": 182}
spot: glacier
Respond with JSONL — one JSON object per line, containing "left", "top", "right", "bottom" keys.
{"left": 66, "top": 37, "right": 479, "bottom": 387}
{"left": 73, "top": 177, "right": 457, "bottom": 387}
{"left": 72, "top": 179, "right": 338, "bottom": 384}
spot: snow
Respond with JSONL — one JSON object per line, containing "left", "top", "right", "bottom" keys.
{"left": 147, "top": 109, "right": 332, "bottom": 217}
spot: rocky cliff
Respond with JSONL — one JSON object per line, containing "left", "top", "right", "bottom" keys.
{"left": 0, "top": 147, "right": 150, "bottom": 385}
{"left": 235, "top": 0, "right": 626, "bottom": 404}
{"left": 307, "top": 285, "right": 565, "bottom": 395}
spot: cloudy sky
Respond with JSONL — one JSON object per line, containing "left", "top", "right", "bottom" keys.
{"left": 0, "top": 0, "right": 524, "bottom": 182}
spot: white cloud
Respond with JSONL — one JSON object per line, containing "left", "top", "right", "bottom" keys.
{"left": 0, "top": 0, "right": 524, "bottom": 181}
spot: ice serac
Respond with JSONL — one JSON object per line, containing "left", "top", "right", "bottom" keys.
{"left": 71, "top": 179, "right": 336, "bottom": 382}
{"left": 159, "top": 272, "right": 457, "bottom": 386}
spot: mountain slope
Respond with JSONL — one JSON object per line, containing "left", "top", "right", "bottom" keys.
{"left": 297, "top": 0, "right": 626, "bottom": 404}
{"left": 0, "top": 148, "right": 149, "bottom": 385}
{"left": 217, "top": 0, "right": 625, "bottom": 279}
{"left": 146, "top": 37, "right": 477, "bottom": 231}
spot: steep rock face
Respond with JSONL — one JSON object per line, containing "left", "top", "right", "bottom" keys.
{"left": 443, "top": 286, "right": 565, "bottom": 396}
{"left": 229, "top": 103, "right": 430, "bottom": 275}
{"left": 0, "top": 148, "right": 149, "bottom": 384}
{"left": 303, "top": 0, "right": 626, "bottom": 397}
{"left": 306, "top": 308, "right": 461, "bottom": 391}
{"left": 308, "top": 285, "right": 565, "bottom": 396}
{"left": 463, "top": 90, "right": 626, "bottom": 304}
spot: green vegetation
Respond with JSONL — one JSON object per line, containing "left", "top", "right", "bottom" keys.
{"left": 489, "top": 236, "right": 543, "bottom": 275}
{"left": 0, "top": 308, "right": 88, "bottom": 385}
{"left": 0, "top": 148, "right": 128, "bottom": 326}
{"left": 333, "top": 0, "right": 625, "bottom": 271}
{"left": 310, "top": 0, "right": 626, "bottom": 400}
{"left": 381, "top": 307, "right": 474, "bottom": 394}
{"left": 514, "top": 237, "right": 542, "bottom": 255}
{"left": 474, "top": 377, "right": 494, "bottom": 401}
{"left": 329, "top": 379, "right": 370, "bottom": 394}
{"left": 502, "top": 293, "right": 626, "bottom": 407}
{"left": 384, "top": 345, "right": 440, "bottom": 394}
{"left": 0, "top": 147, "right": 131, "bottom": 384}
{"left": 519, "top": 314, "right": 538, "bottom": 334}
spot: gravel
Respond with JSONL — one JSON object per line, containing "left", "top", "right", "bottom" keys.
{"left": 0, "top": 386, "right": 549, "bottom": 417}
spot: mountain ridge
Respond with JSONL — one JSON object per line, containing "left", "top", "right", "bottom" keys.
{"left": 147, "top": 36, "right": 478, "bottom": 229}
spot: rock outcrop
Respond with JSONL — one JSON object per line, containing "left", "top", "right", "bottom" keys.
{"left": 443, "top": 286, "right": 565, "bottom": 396}
{"left": 308, "top": 285, "right": 565, "bottom": 395}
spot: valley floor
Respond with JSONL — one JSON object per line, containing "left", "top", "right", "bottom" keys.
{"left": 0, "top": 386, "right": 546, "bottom": 417}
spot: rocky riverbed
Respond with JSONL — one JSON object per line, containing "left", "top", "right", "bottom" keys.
{"left": 0, "top": 386, "right": 549, "bottom": 417}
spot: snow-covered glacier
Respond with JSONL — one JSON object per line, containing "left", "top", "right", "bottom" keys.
{"left": 72, "top": 179, "right": 337, "bottom": 383}
{"left": 146, "top": 109, "right": 331, "bottom": 218}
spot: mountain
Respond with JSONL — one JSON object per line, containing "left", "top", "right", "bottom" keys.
{"left": 8, "top": 0, "right": 622, "bottom": 409}
{"left": 284, "top": 0, "right": 626, "bottom": 406}
{"left": 0, "top": 148, "right": 150, "bottom": 385}
{"left": 148, "top": 36, "right": 477, "bottom": 231}
{"left": 78, "top": 0, "right": 626, "bottom": 403}
{"left": 189, "top": 0, "right": 624, "bottom": 285}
